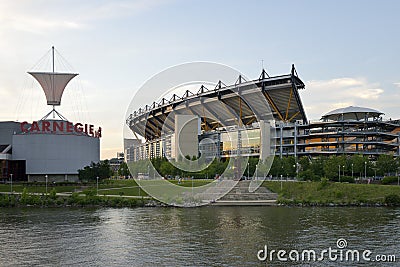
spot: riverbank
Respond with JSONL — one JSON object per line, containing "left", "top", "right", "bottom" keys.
{"left": 0, "top": 191, "right": 156, "bottom": 208}
{"left": 263, "top": 180, "right": 400, "bottom": 206}
{"left": 2, "top": 179, "right": 400, "bottom": 208}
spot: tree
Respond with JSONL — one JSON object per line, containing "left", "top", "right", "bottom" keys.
{"left": 309, "top": 156, "right": 325, "bottom": 178}
{"left": 298, "top": 156, "right": 310, "bottom": 172}
{"left": 78, "top": 160, "right": 113, "bottom": 181}
{"left": 323, "top": 156, "right": 345, "bottom": 180}
{"left": 257, "top": 157, "right": 274, "bottom": 178}
{"left": 298, "top": 169, "right": 319, "bottom": 181}
{"left": 282, "top": 156, "right": 296, "bottom": 177}
{"left": 351, "top": 154, "right": 366, "bottom": 177}
{"left": 269, "top": 156, "right": 283, "bottom": 177}
{"left": 118, "top": 162, "right": 130, "bottom": 177}
{"left": 376, "top": 154, "right": 397, "bottom": 176}
{"left": 159, "top": 159, "right": 176, "bottom": 177}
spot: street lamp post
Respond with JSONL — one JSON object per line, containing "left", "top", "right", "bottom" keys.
{"left": 397, "top": 169, "right": 400, "bottom": 186}
{"left": 45, "top": 175, "right": 48, "bottom": 194}
{"left": 351, "top": 163, "right": 354, "bottom": 180}
{"left": 255, "top": 164, "right": 258, "bottom": 180}
{"left": 247, "top": 162, "right": 250, "bottom": 180}
{"left": 342, "top": 165, "right": 345, "bottom": 177}
{"left": 10, "top": 174, "right": 13, "bottom": 193}
{"left": 338, "top": 165, "right": 341, "bottom": 183}
{"left": 96, "top": 176, "right": 99, "bottom": 195}
{"left": 364, "top": 161, "right": 367, "bottom": 181}
{"left": 191, "top": 176, "right": 194, "bottom": 196}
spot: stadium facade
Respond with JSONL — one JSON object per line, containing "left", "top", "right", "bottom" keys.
{"left": 125, "top": 65, "right": 400, "bottom": 162}
{"left": 0, "top": 47, "right": 101, "bottom": 182}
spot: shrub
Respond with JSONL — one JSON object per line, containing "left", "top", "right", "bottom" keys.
{"left": 299, "top": 169, "right": 320, "bottom": 181}
{"left": 318, "top": 178, "right": 329, "bottom": 190}
{"left": 56, "top": 198, "right": 65, "bottom": 206}
{"left": 335, "top": 190, "right": 344, "bottom": 198}
{"left": 0, "top": 194, "right": 10, "bottom": 207}
{"left": 381, "top": 176, "right": 399, "bottom": 185}
{"left": 30, "top": 195, "right": 42, "bottom": 206}
{"left": 20, "top": 188, "right": 29, "bottom": 204}
{"left": 339, "top": 176, "right": 355, "bottom": 183}
{"left": 110, "top": 197, "right": 122, "bottom": 207}
{"left": 82, "top": 189, "right": 97, "bottom": 197}
{"left": 49, "top": 188, "right": 57, "bottom": 199}
{"left": 384, "top": 194, "right": 400, "bottom": 206}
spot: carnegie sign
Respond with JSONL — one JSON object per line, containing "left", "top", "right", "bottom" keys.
{"left": 20, "top": 121, "right": 102, "bottom": 138}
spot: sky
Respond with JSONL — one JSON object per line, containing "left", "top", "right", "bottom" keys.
{"left": 1, "top": 0, "right": 400, "bottom": 159}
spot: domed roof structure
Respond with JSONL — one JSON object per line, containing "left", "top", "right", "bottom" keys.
{"left": 321, "top": 106, "right": 383, "bottom": 121}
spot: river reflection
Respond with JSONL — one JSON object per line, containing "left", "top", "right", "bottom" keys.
{"left": 0, "top": 207, "right": 398, "bottom": 266}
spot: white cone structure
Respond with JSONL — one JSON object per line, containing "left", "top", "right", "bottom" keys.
{"left": 28, "top": 72, "right": 78, "bottom": 106}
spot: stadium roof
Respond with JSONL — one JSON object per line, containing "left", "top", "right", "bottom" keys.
{"left": 127, "top": 65, "right": 307, "bottom": 140}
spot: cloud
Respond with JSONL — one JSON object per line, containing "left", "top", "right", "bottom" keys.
{"left": 0, "top": 86, "right": 11, "bottom": 97}
{"left": 307, "top": 77, "right": 383, "bottom": 100}
{"left": 0, "top": 0, "right": 168, "bottom": 35}
{"left": 0, "top": 4, "right": 81, "bottom": 34}
{"left": 10, "top": 18, "right": 83, "bottom": 34}
{"left": 302, "top": 77, "right": 384, "bottom": 121}
{"left": 82, "top": 0, "right": 168, "bottom": 21}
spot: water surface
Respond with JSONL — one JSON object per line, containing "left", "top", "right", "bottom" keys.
{"left": 0, "top": 206, "right": 398, "bottom": 266}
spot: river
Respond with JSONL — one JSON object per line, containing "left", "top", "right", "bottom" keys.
{"left": 0, "top": 206, "right": 398, "bottom": 266}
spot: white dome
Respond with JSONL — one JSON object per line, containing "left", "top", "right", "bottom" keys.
{"left": 322, "top": 106, "right": 383, "bottom": 121}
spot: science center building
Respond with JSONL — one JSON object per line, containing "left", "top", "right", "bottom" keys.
{"left": 0, "top": 48, "right": 100, "bottom": 182}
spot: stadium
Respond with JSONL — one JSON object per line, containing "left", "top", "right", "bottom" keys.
{"left": 125, "top": 65, "right": 400, "bottom": 168}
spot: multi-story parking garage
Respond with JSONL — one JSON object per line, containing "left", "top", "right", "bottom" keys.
{"left": 280, "top": 106, "right": 400, "bottom": 157}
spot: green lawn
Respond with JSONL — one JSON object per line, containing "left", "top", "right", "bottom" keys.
{"left": 167, "top": 179, "right": 213, "bottom": 187}
{"left": 98, "top": 186, "right": 148, "bottom": 196}
{"left": 0, "top": 184, "right": 80, "bottom": 193}
{"left": 0, "top": 180, "right": 140, "bottom": 194}
{"left": 102, "top": 179, "right": 139, "bottom": 187}
{"left": 0, "top": 178, "right": 213, "bottom": 197}
{"left": 264, "top": 181, "right": 400, "bottom": 205}
{"left": 97, "top": 179, "right": 212, "bottom": 196}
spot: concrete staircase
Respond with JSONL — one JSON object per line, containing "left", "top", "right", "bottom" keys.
{"left": 213, "top": 180, "right": 278, "bottom": 206}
